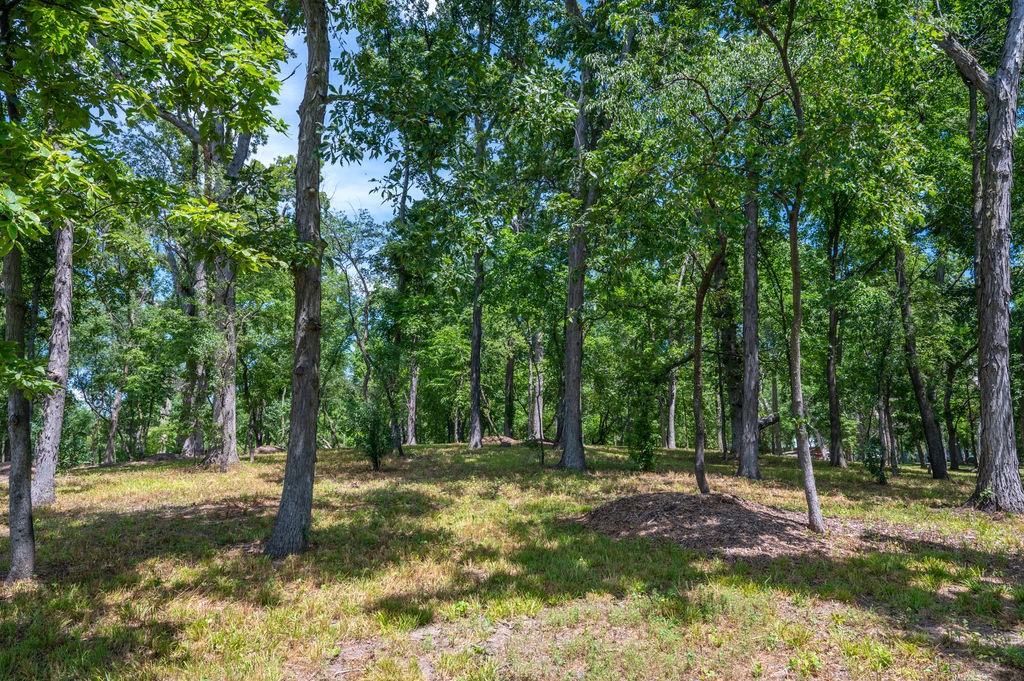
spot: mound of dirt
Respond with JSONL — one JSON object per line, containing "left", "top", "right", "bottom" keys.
{"left": 481, "top": 435, "right": 520, "bottom": 446}
{"left": 580, "top": 492, "right": 841, "bottom": 560}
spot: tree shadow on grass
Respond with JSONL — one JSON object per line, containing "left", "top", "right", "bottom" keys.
{"left": 0, "top": 481, "right": 455, "bottom": 680}
{"left": 360, "top": 508, "right": 1024, "bottom": 678}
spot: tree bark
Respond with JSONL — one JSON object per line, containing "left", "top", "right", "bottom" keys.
{"left": 666, "top": 370, "right": 677, "bottom": 450}
{"left": 938, "top": 2, "right": 1024, "bottom": 511}
{"left": 737, "top": 182, "right": 761, "bottom": 478}
{"left": 529, "top": 331, "right": 544, "bottom": 440}
{"left": 104, "top": 387, "right": 124, "bottom": 465}
{"left": 405, "top": 358, "right": 418, "bottom": 446}
{"left": 558, "top": 45, "right": 597, "bottom": 471}
{"left": 266, "top": 0, "right": 328, "bottom": 558}
{"left": 5, "top": 243, "right": 35, "bottom": 582}
{"left": 32, "top": 219, "right": 73, "bottom": 506}
{"left": 468, "top": 248, "right": 484, "bottom": 449}
{"left": 693, "top": 236, "right": 727, "bottom": 495}
{"left": 826, "top": 196, "right": 847, "bottom": 468}
{"left": 787, "top": 190, "right": 825, "bottom": 533}
{"left": 503, "top": 339, "right": 515, "bottom": 438}
{"left": 771, "top": 370, "right": 781, "bottom": 456}
{"left": 945, "top": 363, "right": 962, "bottom": 471}
{"left": 212, "top": 256, "right": 239, "bottom": 470}
{"left": 180, "top": 257, "right": 207, "bottom": 458}
{"left": 894, "top": 244, "right": 947, "bottom": 479}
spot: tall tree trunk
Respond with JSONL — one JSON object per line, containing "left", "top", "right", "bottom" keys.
{"left": 503, "top": 339, "right": 515, "bottom": 438}
{"left": 693, "top": 236, "right": 727, "bottom": 494}
{"left": 666, "top": 370, "right": 677, "bottom": 450}
{"left": 405, "top": 358, "right": 418, "bottom": 446}
{"left": 826, "top": 198, "right": 847, "bottom": 468}
{"left": 468, "top": 248, "right": 484, "bottom": 449}
{"left": 737, "top": 182, "right": 761, "bottom": 478}
{"left": 786, "top": 192, "right": 825, "bottom": 533}
{"left": 945, "top": 363, "right": 962, "bottom": 471}
{"left": 771, "top": 370, "right": 781, "bottom": 456}
{"left": 266, "top": 0, "right": 328, "bottom": 558}
{"left": 754, "top": 0, "right": 824, "bottom": 532}
{"left": 529, "top": 331, "right": 544, "bottom": 440}
{"left": 31, "top": 219, "right": 73, "bottom": 506}
{"left": 5, "top": 241, "right": 34, "bottom": 582}
{"left": 894, "top": 244, "right": 948, "bottom": 479}
{"left": 212, "top": 257, "right": 238, "bottom": 470}
{"left": 938, "top": 3, "right": 1024, "bottom": 511}
{"left": 180, "top": 257, "right": 208, "bottom": 458}
{"left": 103, "top": 386, "right": 124, "bottom": 465}
{"left": 558, "top": 50, "right": 596, "bottom": 471}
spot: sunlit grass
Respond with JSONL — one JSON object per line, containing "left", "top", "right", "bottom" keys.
{"left": 1, "top": 445, "right": 1022, "bottom": 680}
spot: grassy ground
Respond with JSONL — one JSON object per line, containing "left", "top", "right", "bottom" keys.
{"left": 1, "top": 446, "right": 1022, "bottom": 680}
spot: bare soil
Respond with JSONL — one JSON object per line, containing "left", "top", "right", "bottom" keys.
{"left": 578, "top": 492, "right": 859, "bottom": 560}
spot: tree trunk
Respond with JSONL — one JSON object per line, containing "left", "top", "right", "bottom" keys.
{"left": 180, "top": 257, "right": 208, "bottom": 458}
{"left": 945, "top": 363, "right": 962, "bottom": 471}
{"left": 771, "top": 370, "right": 781, "bottom": 456}
{"left": 103, "top": 387, "right": 124, "bottom": 465}
{"left": 32, "top": 219, "right": 73, "bottom": 506}
{"left": 266, "top": 0, "right": 328, "bottom": 558}
{"left": 504, "top": 340, "right": 515, "bottom": 438}
{"left": 786, "top": 192, "right": 825, "bottom": 533}
{"left": 405, "top": 358, "right": 418, "bottom": 446}
{"left": 894, "top": 244, "right": 947, "bottom": 479}
{"left": 826, "top": 198, "right": 847, "bottom": 468}
{"left": 693, "top": 236, "right": 727, "bottom": 495}
{"left": 666, "top": 370, "right": 677, "bottom": 450}
{"left": 529, "top": 331, "right": 544, "bottom": 440}
{"left": 938, "top": 2, "right": 1024, "bottom": 511}
{"left": 468, "top": 248, "right": 484, "bottom": 449}
{"left": 5, "top": 243, "right": 35, "bottom": 582}
{"left": 212, "top": 257, "right": 239, "bottom": 470}
{"left": 737, "top": 182, "right": 761, "bottom": 478}
{"left": 558, "top": 54, "right": 596, "bottom": 472}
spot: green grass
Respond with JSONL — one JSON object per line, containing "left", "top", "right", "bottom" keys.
{"left": 1, "top": 446, "right": 1022, "bottom": 680}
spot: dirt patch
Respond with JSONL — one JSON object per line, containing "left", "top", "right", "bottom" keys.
{"left": 481, "top": 435, "right": 519, "bottom": 446}
{"left": 578, "top": 492, "right": 854, "bottom": 560}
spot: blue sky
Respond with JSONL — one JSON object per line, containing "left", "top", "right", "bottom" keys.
{"left": 253, "top": 33, "right": 395, "bottom": 222}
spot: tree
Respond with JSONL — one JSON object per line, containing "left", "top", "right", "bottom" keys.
{"left": 265, "top": 0, "right": 329, "bottom": 558}
{"left": 935, "top": 1, "right": 1024, "bottom": 512}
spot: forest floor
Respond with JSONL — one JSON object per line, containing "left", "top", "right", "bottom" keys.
{"left": 1, "top": 446, "right": 1023, "bottom": 680}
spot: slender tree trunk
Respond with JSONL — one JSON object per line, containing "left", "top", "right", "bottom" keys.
{"left": 693, "top": 236, "right": 727, "bottom": 494}
{"left": 529, "top": 331, "right": 544, "bottom": 440}
{"left": 504, "top": 340, "right": 515, "bottom": 438}
{"left": 103, "top": 387, "right": 124, "bottom": 465}
{"left": 945, "top": 363, "right": 962, "bottom": 471}
{"left": 771, "top": 370, "right": 781, "bottom": 456}
{"left": 558, "top": 53, "right": 596, "bottom": 471}
{"left": 468, "top": 248, "right": 484, "bottom": 449}
{"left": 786, "top": 193, "right": 825, "bottom": 533}
{"left": 31, "top": 219, "right": 73, "bottom": 506}
{"left": 5, "top": 242, "right": 34, "bottom": 582}
{"left": 737, "top": 182, "right": 761, "bottom": 478}
{"left": 405, "top": 358, "right": 418, "bottom": 446}
{"left": 692, "top": 238, "right": 724, "bottom": 493}
{"left": 894, "top": 244, "right": 948, "bottom": 479}
{"left": 826, "top": 199, "right": 847, "bottom": 468}
{"left": 938, "top": 2, "right": 1024, "bottom": 511}
{"left": 666, "top": 370, "right": 677, "bottom": 450}
{"left": 266, "top": 0, "right": 328, "bottom": 558}
{"left": 180, "top": 257, "right": 208, "bottom": 458}
{"left": 212, "top": 257, "right": 239, "bottom": 470}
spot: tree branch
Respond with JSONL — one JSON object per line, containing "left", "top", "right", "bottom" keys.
{"left": 936, "top": 34, "right": 993, "bottom": 99}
